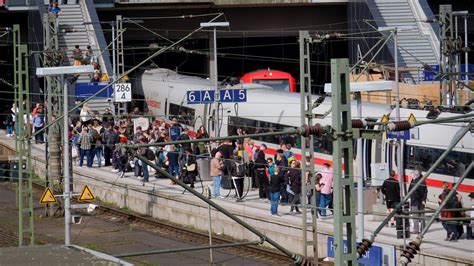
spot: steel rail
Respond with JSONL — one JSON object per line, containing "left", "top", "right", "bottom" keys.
{"left": 115, "top": 240, "right": 262, "bottom": 258}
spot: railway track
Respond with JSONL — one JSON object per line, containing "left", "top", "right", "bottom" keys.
{"left": 31, "top": 182, "right": 297, "bottom": 265}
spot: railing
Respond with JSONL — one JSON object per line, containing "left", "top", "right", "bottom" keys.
{"left": 408, "top": 0, "right": 440, "bottom": 64}
{"left": 82, "top": 0, "right": 113, "bottom": 77}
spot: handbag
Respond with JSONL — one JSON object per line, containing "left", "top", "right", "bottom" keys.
{"left": 186, "top": 163, "right": 196, "bottom": 172}
{"left": 71, "top": 147, "right": 78, "bottom": 158}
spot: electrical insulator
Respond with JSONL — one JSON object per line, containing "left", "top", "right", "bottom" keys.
{"left": 387, "top": 121, "right": 415, "bottom": 131}
{"left": 302, "top": 124, "right": 324, "bottom": 137}
{"left": 400, "top": 238, "right": 421, "bottom": 265}
{"left": 357, "top": 239, "right": 372, "bottom": 257}
{"left": 352, "top": 119, "right": 367, "bottom": 128}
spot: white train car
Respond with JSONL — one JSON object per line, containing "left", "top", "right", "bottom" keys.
{"left": 139, "top": 67, "right": 473, "bottom": 204}
{"left": 383, "top": 108, "right": 473, "bottom": 205}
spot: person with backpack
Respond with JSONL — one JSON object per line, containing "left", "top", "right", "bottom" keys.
{"left": 231, "top": 155, "right": 246, "bottom": 202}
{"left": 181, "top": 148, "right": 197, "bottom": 188}
{"left": 439, "top": 182, "right": 461, "bottom": 241}
{"left": 409, "top": 170, "right": 428, "bottom": 234}
{"left": 381, "top": 170, "right": 401, "bottom": 227}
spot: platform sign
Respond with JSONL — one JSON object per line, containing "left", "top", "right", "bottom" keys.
{"left": 114, "top": 83, "right": 132, "bottom": 102}
{"left": 187, "top": 90, "right": 215, "bottom": 104}
{"left": 39, "top": 187, "right": 57, "bottom": 204}
{"left": 386, "top": 130, "right": 410, "bottom": 140}
{"left": 218, "top": 89, "right": 247, "bottom": 103}
{"left": 75, "top": 82, "right": 112, "bottom": 99}
{"left": 78, "top": 185, "right": 95, "bottom": 201}
{"left": 424, "top": 64, "right": 474, "bottom": 81}
{"left": 327, "top": 236, "right": 382, "bottom": 266}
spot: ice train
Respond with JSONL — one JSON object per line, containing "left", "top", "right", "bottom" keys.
{"left": 138, "top": 68, "right": 473, "bottom": 204}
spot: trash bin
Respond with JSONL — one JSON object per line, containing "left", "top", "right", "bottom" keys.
{"left": 197, "top": 158, "right": 211, "bottom": 181}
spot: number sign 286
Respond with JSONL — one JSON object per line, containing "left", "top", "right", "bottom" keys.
{"left": 114, "top": 83, "right": 132, "bottom": 102}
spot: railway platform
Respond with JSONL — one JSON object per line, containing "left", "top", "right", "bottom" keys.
{"left": 0, "top": 130, "right": 472, "bottom": 266}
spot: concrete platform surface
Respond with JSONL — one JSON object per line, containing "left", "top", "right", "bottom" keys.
{"left": 1, "top": 130, "right": 473, "bottom": 265}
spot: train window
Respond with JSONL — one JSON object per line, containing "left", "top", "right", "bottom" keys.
{"left": 169, "top": 103, "right": 195, "bottom": 126}
{"left": 228, "top": 116, "right": 295, "bottom": 145}
{"left": 313, "top": 135, "right": 333, "bottom": 155}
{"left": 252, "top": 79, "right": 290, "bottom": 92}
{"left": 405, "top": 145, "right": 473, "bottom": 179}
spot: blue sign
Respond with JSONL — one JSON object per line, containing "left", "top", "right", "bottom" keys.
{"left": 75, "top": 82, "right": 112, "bottom": 99}
{"left": 169, "top": 126, "right": 182, "bottom": 141}
{"left": 424, "top": 64, "right": 474, "bottom": 81}
{"left": 219, "top": 89, "right": 247, "bottom": 103}
{"left": 187, "top": 90, "right": 215, "bottom": 104}
{"left": 327, "top": 236, "right": 382, "bottom": 266}
{"left": 386, "top": 130, "right": 410, "bottom": 140}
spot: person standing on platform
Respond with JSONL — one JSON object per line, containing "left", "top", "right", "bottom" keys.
{"left": 78, "top": 127, "right": 92, "bottom": 168}
{"left": 4, "top": 106, "right": 15, "bottom": 137}
{"left": 382, "top": 170, "right": 401, "bottom": 227}
{"left": 101, "top": 122, "right": 116, "bottom": 167}
{"left": 231, "top": 154, "right": 245, "bottom": 202}
{"left": 269, "top": 166, "right": 283, "bottom": 216}
{"left": 255, "top": 144, "right": 269, "bottom": 200}
{"left": 287, "top": 160, "right": 302, "bottom": 214}
{"left": 166, "top": 145, "right": 180, "bottom": 182}
{"left": 275, "top": 149, "right": 288, "bottom": 204}
{"left": 408, "top": 170, "right": 428, "bottom": 234}
{"left": 138, "top": 137, "right": 150, "bottom": 183}
{"left": 32, "top": 107, "right": 44, "bottom": 144}
{"left": 467, "top": 192, "right": 474, "bottom": 240}
{"left": 319, "top": 163, "right": 333, "bottom": 216}
{"left": 210, "top": 150, "right": 224, "bottom": 199}
{"left": 314, "top": 173, "right": 322, "bottom": 217}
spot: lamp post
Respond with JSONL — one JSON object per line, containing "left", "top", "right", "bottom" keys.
{"left": 378, "top": 26, "right": 416, "bottom": 246}
{"left": 36, "top": 65, "right": 94, "bottom": 245}
{"left": 199, "top": 22, "right": 229, "bottom": 137}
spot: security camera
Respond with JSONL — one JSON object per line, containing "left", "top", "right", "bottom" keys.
{"left": 72, "top": 215, "right": 82, "bottom": 224}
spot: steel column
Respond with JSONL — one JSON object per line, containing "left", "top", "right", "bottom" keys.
{"left": 331, "top": 58, "right": 357, "bottom": 265}
{"left": 13, "top": 24, "right": 34, "bottom": 246}
{"left": 299, "top": 30, "right": 318, "bottom": 262}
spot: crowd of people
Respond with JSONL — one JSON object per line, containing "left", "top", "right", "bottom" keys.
{"left": 381, "top": 169, "right": 473, "bottom": 241}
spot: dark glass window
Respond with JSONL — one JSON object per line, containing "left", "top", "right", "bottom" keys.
{"left": 228, "top": 116, "right": 333, "bottom": 155}
{"left": 405, "top": 145, "right": 473, "bottom": 179}
{"left": 169, "top": 103, "right": 195, "bottom": 126}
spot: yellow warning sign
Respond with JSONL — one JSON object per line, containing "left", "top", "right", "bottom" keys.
{"left": 408, "top": 113, "right": 417, "bottom": 123}
{"left": 78, "top": 185, "right": 95, "bottom": 201}
{"left": 381, "top": 114, "right": 390, "bottom": 123}
{"left": 40, "top": 187, "right": 57, "bottom": 204}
